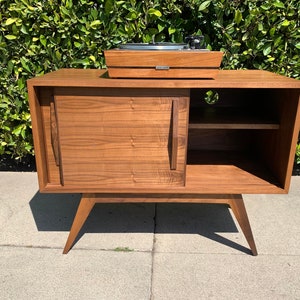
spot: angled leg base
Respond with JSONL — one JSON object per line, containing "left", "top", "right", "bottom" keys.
{"left": 62, "top": 193, "right": 257, "bottom": 255}
{"left": 227, "top": 195, "right": 258, "bottom": 256}
{"left": 63, "top": 194, "right": 96, "bottom": 254}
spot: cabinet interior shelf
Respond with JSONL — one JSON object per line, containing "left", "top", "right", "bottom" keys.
{"left": 186, "top": 150, "right": 282, "bottom": 193}
{"left": 188, "top": 107, "right": 280, "bottom": 130}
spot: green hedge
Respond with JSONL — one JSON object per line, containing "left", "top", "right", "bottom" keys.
{"left": 1, "top": 0, "right": 300, "bottom": 160}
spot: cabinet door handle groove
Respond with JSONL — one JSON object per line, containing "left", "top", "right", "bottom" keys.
{"left": 51, "top": 99, "right": 64, "bottom": 186}
{"left": 50, "top": 101, "right": 60, "bottom": 166}
{"left": 170, "top": 99, "right": 179, "bottom": 170}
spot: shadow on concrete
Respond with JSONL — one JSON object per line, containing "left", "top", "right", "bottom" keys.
{"left": 29, "top": 192, "right": 251, "bottom": 254}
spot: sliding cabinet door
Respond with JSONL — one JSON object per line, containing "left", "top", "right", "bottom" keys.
{"left": 53, "top": 88, "right": 189, "bottom": 190}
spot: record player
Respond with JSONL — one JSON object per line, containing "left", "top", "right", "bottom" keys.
{"left": 104, "top": 36, "right": 223, "bottom": 79}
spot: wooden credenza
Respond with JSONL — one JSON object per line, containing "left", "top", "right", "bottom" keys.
{"left": 27, "top": 69, "right": 300, "bottom": 254}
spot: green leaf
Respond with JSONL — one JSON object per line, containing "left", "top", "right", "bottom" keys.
{"left": 40, "top": 35, "right": 47, "bottom": 47}
{"left": 261, "top": 4, "right": 271, "bottom": 10}
{"left": 55, "top": 50, "right": 62, "bottom": 60}
{"left": 90, "top": 20, "right": 101, "bottom": 28}
{"left": 60, "top": 6, "right": 70, "bottom": 17}
{"left": 273, "top": 1, "right": 285, "bottom": 8}
{"left": 5, "top": 18, "right": 18, "bottom": 26}
{"left": 158, "top": 23, "right": 164, "bottom": 33}
{"left": 242, "top": 32, "right": 249, "bottom": 42}
{"left": 20, "top": 25, "right": 29, "bottom": 35}
{"left": 20, "top": 57, "right": 31, "bottom": 73}
{"left": 263, "top": 44, "right": 272, "bottom": 56}
{"left": 234, "top": 9, "right": 242, "bottom": 25}
{"left": 204, "top": 90, "right": 219, "bottom": 104}
{"left": 126, "top": 11, "right": 138, "bottom": 20}
{"left": 281, "top": 20, "right": 290, "bottom": 27}
{"left": 168, "top": 27, "right": 176, "bottom": 35}
{"left": 89, "top": 55, "right": 96, "bottom": 62}
{"left": 5, "top": 35, "right": 17, "bottom": 40}
{"left": 12, "top": 125, "right": 23, "bottom": 136}
{"left": 274, "top": 36, "right": 282, "bottom": 47}
{"left": 74, "top": 41, "right": 82, "bottom": 48}
{"left": 199, "top": 0, "right": 211, "bottom": 12}
{"left": 104, "top": 0, "right": 113, "bottom": 14}
{"left": 148, "top": 8, "right": 162, "bottom": 17}
{"left": 295, "top": 43, "right": 300, "bottom": 50}
{"left": 17, "top": 78, "right": 25, "bottom": 90}
{"left": 269, "top": 27, "right": 276, "bottom": 36}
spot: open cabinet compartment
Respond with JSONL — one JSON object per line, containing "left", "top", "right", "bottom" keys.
{"left": 185, "top": 88, "right": 300, "bottom": 193}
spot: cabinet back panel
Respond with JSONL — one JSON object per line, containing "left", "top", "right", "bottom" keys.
{"left": 188, "top": 129, "right": 257, "bottom": 151}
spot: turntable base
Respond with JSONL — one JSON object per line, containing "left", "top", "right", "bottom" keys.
{"left": 104, "top": 49, "right": 223, "bottom": 79}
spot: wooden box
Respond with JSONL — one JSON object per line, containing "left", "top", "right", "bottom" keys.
{"left": 104, "top": 49, "right": 223, "bottom": 79}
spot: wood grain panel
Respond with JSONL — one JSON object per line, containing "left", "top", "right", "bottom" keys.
{"left": 106, "top": 68, "right": 220, "bottom": 79}
{"left": 54, "top": 88, "right": 189, "bottom": 188}
{"left": 104, "top": 50, "right": 223, "bottom": 67}
{"left": 27, "top": 69, "right": 300, "bottom": 89}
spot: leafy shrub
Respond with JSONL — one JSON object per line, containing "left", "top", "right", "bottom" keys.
{"left": 296, "top": 137, "right": 300, "bottom": 165}
{"left": 0, "top": 0, "right": 299, "bottom": 160}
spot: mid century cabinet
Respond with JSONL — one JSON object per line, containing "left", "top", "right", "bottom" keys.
{"left": 27, "top": 69, "right": 300, "bottom": 254}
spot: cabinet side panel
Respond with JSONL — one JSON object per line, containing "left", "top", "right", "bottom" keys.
{"left": 27, "top": 85, "right": 48, "bottom": 190}
{"left": 276, "top": 90, "right": 300, "bottom": 190}
{"left": 257, "top": 90, "right": 300, "bottom": 191}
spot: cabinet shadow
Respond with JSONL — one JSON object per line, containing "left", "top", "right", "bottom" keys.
{"left": 29, "top": 192, "right": 251, "bottom": 254}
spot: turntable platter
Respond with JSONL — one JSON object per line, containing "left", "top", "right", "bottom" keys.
{"left": 119, "top": 43, "right": 188, "bottom": 50}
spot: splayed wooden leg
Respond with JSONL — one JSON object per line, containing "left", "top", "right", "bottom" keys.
{"left": 228, "top": 195, "right": 258, "bottom": 256}
{"left": 63, "top": 194, "right": 96, "bottom": 254}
